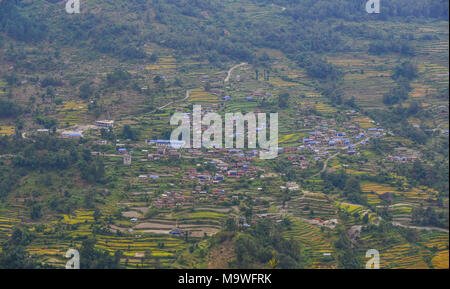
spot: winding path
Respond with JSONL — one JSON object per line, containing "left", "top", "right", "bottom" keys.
{"left": 224, "top": 62, "right": 247, "bottom": 83}
{"left": 158, "top": 89, "right": 190, "bottom": 110}
{"left": 312, "top": 137, "right": 371, "bottom": 177}
{"left": 392, "top": 222, "right": 449, "bottom": 233}
{"left": 158, "top": 62, "right": 247, "bottom": 110}
{"left": 313, "top": 152, "right": 339, "bottom": 177}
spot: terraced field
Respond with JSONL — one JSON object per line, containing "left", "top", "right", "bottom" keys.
{"left": 188, "top": 88, "right": 217, "bottom": 103}
{"left": 358, "top": 229, "right": 449, "bottom": 269}
{"left": 431, "top": 250, "right": 449, "bottom": 269}
{"left": 287, "top": 192, "right": 337, "bottom": 220}
{"left": 146, "top": 56, "right": 177, "bottom": 70}
{"left": 55, "top": 100, "right": 89, "bottom": 127}
{"left": 8, "top": 208, "right": 195, "bottom": 268}
{"left": 0, "top": 125, "right": 14, "bottom": 136}
{"left": 283, "top": 218, "right": 335, "bottom": 268}
{"left": 361, "top": 182, "right": 437, "bottom": 204}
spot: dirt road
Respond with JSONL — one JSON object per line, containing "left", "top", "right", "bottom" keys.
{"left": 224, "top": 63, "right": 247, "bottom": 82}
{"left": 158, "top": 89, "right": 190, "bottom": 110}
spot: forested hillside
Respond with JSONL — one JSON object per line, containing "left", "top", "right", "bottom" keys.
{"left": 0, "top": 0, "right": 448, "bottom": 269}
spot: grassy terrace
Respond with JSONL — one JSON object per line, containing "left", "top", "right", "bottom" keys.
{"left": 358, "top": 229, "right": 449, "bottom": 269}
{"left": 0, "top": 1, "right": 448, "bottom": 269}
{"left": 283, "top": 218, "right": 335, "bottom": 268}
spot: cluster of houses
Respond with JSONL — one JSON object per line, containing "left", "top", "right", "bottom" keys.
{"left": 287, "top": 155, "right": 309, "bottom": 169}
{"left": 386, "top": 147, "right": 421, "bottom": 163}
{"left": 298, "top": 117, "right": 385, "bottom": 158}
{"left": 153, "top": 192, "right": 194, "bottom": 209}
{"left": 181, "top": 161, "right": 257, "bottom": 184}
{"left": 147, "top": 147, "right": 181, "bottom": 160}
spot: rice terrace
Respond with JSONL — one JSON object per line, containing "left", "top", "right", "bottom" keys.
{"left": 0, "top": 0, "right": 448, "bottom": 277}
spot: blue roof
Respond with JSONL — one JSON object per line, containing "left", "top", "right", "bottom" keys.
{"left": 148, "top": 140, "right": 185, "bottom": 147}
{"left": 150, "top": 140, "right": 170, "bottom": 143}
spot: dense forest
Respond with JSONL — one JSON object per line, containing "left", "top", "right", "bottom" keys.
{"left": 1, "top": 0, "right": 448, "bottom": 64}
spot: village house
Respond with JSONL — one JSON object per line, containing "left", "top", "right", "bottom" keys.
{"left": 386, "top": 147, "right": 421, "bottom": 163}
{"left": 36, "top": 128, "right": 50, "bottom": 134}
{"left": 147, "top": 139, "right": 185, "bottom": 148}
{"left": 94, "top": 140, "right": 108, "bottom": 145}
{"left": 61, "top": 131, "right": 83, "bottom": 139}
{"left": 168, "top": 150, "right": 181, "bottom": 159}
{"left": 95, "top": 120, "right": 115, "bottom": 128}
{"left": 123, "top": 154, "right": 131, "bottom": 165}
{"left": 286, "top": 182, "right": 299, "bottom": 191}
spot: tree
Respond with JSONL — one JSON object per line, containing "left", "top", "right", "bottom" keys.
{"left": 224, "top": 217, "right": 237, "bottom": 232}
{"left": 30, "top": 204, "right": 42, "bottom": 220}
{"left": 79, "top": 239, "right": 120, "bottom": 269}
{"left": 344, "top": 176, "right": 366, "bottom": 205}
{"left": 122, "top": 124, "right": 140, "bottom": 141}
{"left": 79, "top": 83, "right": 94, "bottom": 99}
{"left": 278, "top": 92, "right": 290, "bottom": 108}
{"left": 344, "top": 176, "right": 361, "bottom": 195}
{"left": 393, "top": 62, "right": 418, "bottom": 80}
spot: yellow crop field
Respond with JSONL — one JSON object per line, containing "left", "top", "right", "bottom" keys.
{"left": 189, "top": 88, "right": 217, "bottom": 102}
{"left": 26, "top": 248, "right": 65, "bottom": 256}
{"left": 56, "top": 101, "right": 88, "bottom": 126}
{"left": 380, "top": 243, "right": 429, "bottom": 269}
{"left": 304, "top": 92, "right": 321, "bottom": 98}
{"left": 352, "top": 116, "right": 375, "bottom": 129}
{"left": 419, "top": 62, "right": 449, "bottom": 74}
{"left": 57, "top": 101, "right": 87, "bottom": 112}
{"left": 361, "top": 182, "right": 397, "bottom": 194}
{"left": 313, "top": 102, "right": 336, "bottom": 114}
{"left": 0, "top": 126, "right": 15, "bottom": 136}
{"left": 344, "top": 168, "right": 373, "bottom": 176}
{"left": 347, "top": 70, "right": 390, "bottom": 79}
{"left": 362, "top": 181, "right": 437, "bottom": 203}
{"left": 432, "top": 250, "right": 449, "bottom": 269}
{"left": 61, "top": 210, "right": 94, "bottom": 225}
{"left": 396, "top": 188, "right": 437, "bottom": 201}
{"left": 421, "top": 233, "right": 449, "bottom": 251}
{"left": 328, "top": 57, "right": 367, "bottom": 67}
{"left": 279, "top": 133, "right": 304, "bottom": 144}
{"left": 410, "top": 83, "right": 436, "bottom": 99}
{"left": 269, "top": 77, "right": 300, "bottom": 87}
{"left": 336, "top": 202, "right": 363, "bottom": 213}
{"left": 146, "top": 56, "right": 176, "bottom": 70}
{"left": 357, "top": 116, "right": 373, "bottom": 122}
{"left": 421, "top": 40, "right": 449, "bottom": 54}
{"left": 283, "top": 218, "right": 335, "bottom": 267}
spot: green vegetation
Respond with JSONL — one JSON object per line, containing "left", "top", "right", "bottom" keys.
{"left": 0, "top": 0, "right": 448, "bottom": 269}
